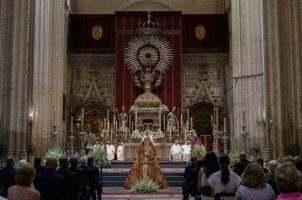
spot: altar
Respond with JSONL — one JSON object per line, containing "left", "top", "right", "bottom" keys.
{"left": 124, "top": 142, "right": 172, "bottom": 161}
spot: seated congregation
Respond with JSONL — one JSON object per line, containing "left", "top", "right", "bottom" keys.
{"left": 182, "top": 153, "right": 302, "bottom": 200}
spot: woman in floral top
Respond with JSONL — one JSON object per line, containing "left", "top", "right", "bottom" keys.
{"left": 7, "top": 163, "right": 40, "bottom": 200}
{"left": 235, "top": 162, "right": 275, "bottom": 200}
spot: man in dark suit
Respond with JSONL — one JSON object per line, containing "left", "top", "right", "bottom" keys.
{"left": 234, "top": 153, "right": 250, "bottom": 176}
{"left": 87, "top": 156, "right": 102, "bottom": 200}
{"left": 79, "top": 156, "right": 96, "bottom": 200}
{"left": 69, "top": 157, "right": 89, "bottom": 200}
{"left": 34, "top": 157, "right": 66, "bottom": 200}
{"left": 57, "top": 157, "right": 80, "bottom": 200}
{"left": 0, "top": 157, "right": 16, "bottom": 198}
{"left": 182, "top": 156, "right": 197, "bottom": 200}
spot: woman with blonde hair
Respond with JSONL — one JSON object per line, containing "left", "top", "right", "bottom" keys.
{"left": 275, "top": 161, "right": 302, "bottom": 200}
{"left": 235, "top": 162, "right": 275, "bottom": 200}
{"left": 7, "top": 163, "right": 40, "bottom": 200}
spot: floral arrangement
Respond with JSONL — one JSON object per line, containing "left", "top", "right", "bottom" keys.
{"left": 119, "top": 125, "right": 129, "bottom": 133}
{"left": 63, "top": 150, "right": 79, "bottom": 159}
{"left": 88, "top": 146, "right": 109, "bottom": 166}
{"left": 191, "top": 144, "right": 206, "bottom": 159}
{"left": 187, "top": 129, "right": 197, "bottom": 140}
{"left": 130, "top": 177, "right": 160, "bottom": 193}
{"left": 129, "top": 105, "right": 138, "bottom": 113}
{"left": 131, "top": 129, "right": 142, "bottom": 140}
{"left": 152, "top": 129, "right": 164, "bottom": 140}
{"left": 228, "top": 150, "right": 240, "bottom": 170}
{"left": 168, "top": 126, "right": 177, "bottom": 133}
{"left": 45, "top": 147, "right": 64, "bottom": 161}
{"left": 160, "top": 104, "right": 169, "bottom": 114}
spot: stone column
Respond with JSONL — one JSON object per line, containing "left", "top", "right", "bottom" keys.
{"left": 230, "top": 0, "right": 267, "bottom": 156}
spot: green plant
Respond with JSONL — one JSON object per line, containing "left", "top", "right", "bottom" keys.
{"left": 45, "top": 147, "right": 64, "bottom": 161}
{"left": 88, "top": 146, "right": 108, "bottom": 166}
{"left": 129, "top": 105, "right": 138, "bottom": 113}
{"left": 191, "top": 144, "right": 206, "bottom": 159}
{"left": 130, "top": 177, "right": 160, "bottom": 193}
{"left": 228, "top": 150, "right": 240, "bottom": 170}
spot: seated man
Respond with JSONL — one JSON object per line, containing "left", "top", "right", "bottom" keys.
{"left": 171, "top": 140, "right": 182, "bottom": 161}
{"left": 117, "top": 142, "right": 124, "bottom": 161}
{"left": 106, "top": 141, "right": 115, "bottom": 161}
{"left": 182, "top": 141, "right": 191, "bottom": 162}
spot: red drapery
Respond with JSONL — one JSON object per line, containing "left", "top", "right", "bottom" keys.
{"left": 115, "top": 11, "right": 182, "bottom": 115}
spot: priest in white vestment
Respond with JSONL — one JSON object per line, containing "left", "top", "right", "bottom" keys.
{"left": 106, "top": 141, "right": 116, "bottom": 161}
{"left": 182, "top": 141, "right": 191, "bottom": 162}
{"left": 117, "top": 142, "right": 124, "bottom": 161}
{"left": 171, "top": 140, "right": 182, "bottom": 161}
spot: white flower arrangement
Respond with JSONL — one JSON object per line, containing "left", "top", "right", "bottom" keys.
{"left": 152, "top": 129, "right": 164, "bottom": 140}
{"left": 187, "top": 129, "right": 197, "bottom": 140}
{"left": 191, "top": 144, "right": 206, "bottom": 159}
{"left": 160, "top": 104, "right": 169, "bottom": 114}
{"left": 168, "top": 126, "right": 177, "bottom": 133}
{"left": 228, "top": 150, "right": 240, "bottom": 170}
{"left": 130, "top": 177, "right": 160, "bottom": 193}
{"left": 119, "top": 125, "right": 128, "bottom": 133}
{"left": 129, "top": 105, "right": 138, "bottom": 113}
{"left": 131, "top": 129, "right": 142, "bottom": 139}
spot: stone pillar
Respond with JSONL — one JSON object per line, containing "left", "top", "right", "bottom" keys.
{"left": 32, "top": 0, "right": 66, "bottom": 157}
{"left": 230, "top": 0, "right": 267, "bottom": 156}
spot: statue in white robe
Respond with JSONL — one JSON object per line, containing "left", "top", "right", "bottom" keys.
{"left": 182, "top": 141, "right": 191, "bottom": 162}
{"left": 171, "top": 141, "right": 182, "bottom": 161}
{"left": 106, "top": 142, "right": 116, "bottom": 161}
{"left": 117, "top": 143, "right": 124, "bottom": 161}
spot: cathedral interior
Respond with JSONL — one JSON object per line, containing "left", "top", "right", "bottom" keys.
{"left": 0, "top": 0, "right": 302, "bottom": 162}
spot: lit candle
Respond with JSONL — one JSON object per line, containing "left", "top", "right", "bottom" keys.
{"left": 180, "top": 114, "right": 183, "bottom": 129}
{"left": 242, "top": 108, "right": 246, "bottom": 125}
{"left": 224, "top": 117, "right": 227, "bottom": 132}
{"left": 71, "top": 116, "right": 73, "bottom": 132}
{"left": 81, "top": 108, "right": 84, "bottom": 127}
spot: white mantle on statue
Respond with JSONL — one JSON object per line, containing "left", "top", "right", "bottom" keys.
{"left": 124, "top": 142, "right": 172, "bottom": 161}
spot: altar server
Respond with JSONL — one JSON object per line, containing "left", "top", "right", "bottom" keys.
{"left": 117, "top": 142, "right": 124, "bottom": 161}
{"left": 182, "top": 141, "right": 191, "bottom": 162}
{"left": 106, "top": 141, "right": 116, "bottom": 161}
{"left": 171, "top": 140, "right": 182, "bottom": 161}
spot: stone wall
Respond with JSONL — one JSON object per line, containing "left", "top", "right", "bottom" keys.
{"left": 72, "top": 0, "right": 226, "bottom": 14}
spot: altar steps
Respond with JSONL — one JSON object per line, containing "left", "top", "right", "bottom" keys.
{"left": 102, "top": 161, "right": 186, "bottom": 187}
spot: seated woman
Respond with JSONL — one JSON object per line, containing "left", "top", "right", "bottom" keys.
{"left": 208, "top": 154, "right": 241, "bottom": 199}
{"left": 124, "top": 137, "right": 168, "bottom": 189}
{"left": 235, "top": 163, "right": 275, "bottom": 200}
{"left": 7, "top": 163, "right": 40, "bottom": 200}
{"left": 275, "top": 161, "right": 302, "bottom": 200}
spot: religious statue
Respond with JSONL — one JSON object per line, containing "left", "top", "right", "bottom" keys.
{"left": 124, "top": 138, "right": 168, "bottom": 189}
{"left": 118, "top": 105, "right": 128, "bottom": 132}
{"left": 166, "top": 106, "right": 177, "bottom": 132}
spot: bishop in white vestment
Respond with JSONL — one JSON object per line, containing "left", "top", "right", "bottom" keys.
{"left": 117, "top": 143, "right": 124, "bottom": 161}
{"left": 171, "top": 141, "right": 182, "bottom": 161}
{"left": 106, "top": 142, "right": 116, "bottom": 161}
{"left": 182, "top": 141, "right": 191, "bottom": 162}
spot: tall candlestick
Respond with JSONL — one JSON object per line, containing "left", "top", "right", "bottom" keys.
{"left": 186, "top": 120, "right": 189, "bottom": 130}
{"left": 163, "top": 115, "right": 165, "bottom": 131}
{"left": 177, "top": 120, "right": 179, "bottom": 132}
{"left": 107, "top": 121, "right": 110, "bottom": 132}
{"left": 184, "top": 128, "right": 187, "bottom": 141}
{"left": 129, "top": 115, "right": 131, "bottom": 128}
{"left": 242, "top": 108, "right": 246, "bottom": 125}
{"left": 53, "top": 109, "right": 56, "bottom": 127}
{"left": 107, "top": 109, "right": 109, "bottom": 121}
{"left": 216, "top": 107, "right": 219, "bottom": 126}
{"left": 190, "top": 118, "right": 193, "bottom": 130}
{"left": 180, "top": 114, "right": 183, "bottom": 130}
{"left": 211, "top": 115, "right": 214, "bottom": 125}
{"left": 113, "top": 115, "right": 116, "bottom": 131}
{"left": 104, "top": 118, "right": 106, "bottom": 131}
{"left": 159, "top": 109, "right": 161, "bottom": 128}
{"left": 224, "top": 117, "right": 227, "bottom": 132}
{"left": 213, "top": 107, "right": 216, "bottom": 125}
{"left": 81, "top": 108, "right": 84, "bottom": 127}
{"left": 71, "top": 116, "right": 73, "bottom": 132}
{"left": 135, "top": 110, "right": 138, "bottom": 130}
{"left": 131, "top": 121, "right": 134, "bottom": 132}
{"left": 170, "top": 129, "right": 172, "bottom": 142}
